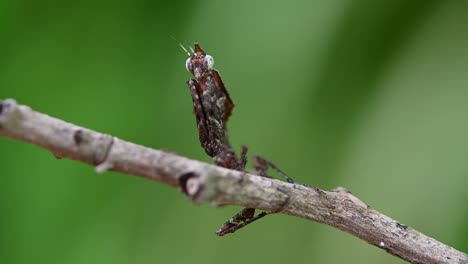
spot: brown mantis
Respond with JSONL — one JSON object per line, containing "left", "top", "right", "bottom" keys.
{"left": 183, "top": 43, "right": 294, "bottom": 236}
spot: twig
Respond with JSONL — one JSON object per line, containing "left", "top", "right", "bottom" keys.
{"left": 0, "top": 98, "right": 466, "bottom": 264}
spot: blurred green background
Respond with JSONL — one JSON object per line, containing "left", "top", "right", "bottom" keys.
{"left": 1, "top": 0, "right": 467, "bottom": 263}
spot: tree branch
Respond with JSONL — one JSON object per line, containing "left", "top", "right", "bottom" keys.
{"left": 0, "top": 98, "right": 466, "bottom": 264}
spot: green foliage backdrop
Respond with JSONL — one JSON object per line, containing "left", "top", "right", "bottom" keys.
{"left": 1, "top": 1, "right": 467, "bottom": 263}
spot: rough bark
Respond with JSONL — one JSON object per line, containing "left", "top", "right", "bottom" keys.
{"left": 0, "top": 98, "right": 466, "bottom": 264}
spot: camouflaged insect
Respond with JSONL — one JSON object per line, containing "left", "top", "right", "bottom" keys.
{"left": 184, "top": 43, "right": 294, "bottom": 236}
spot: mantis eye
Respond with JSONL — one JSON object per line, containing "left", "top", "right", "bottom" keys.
{"left": 185, "top": 57, "right": 192, "bottom": 73}
{"left": 205, "top": 55, "right": 214, "bottom": 69}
